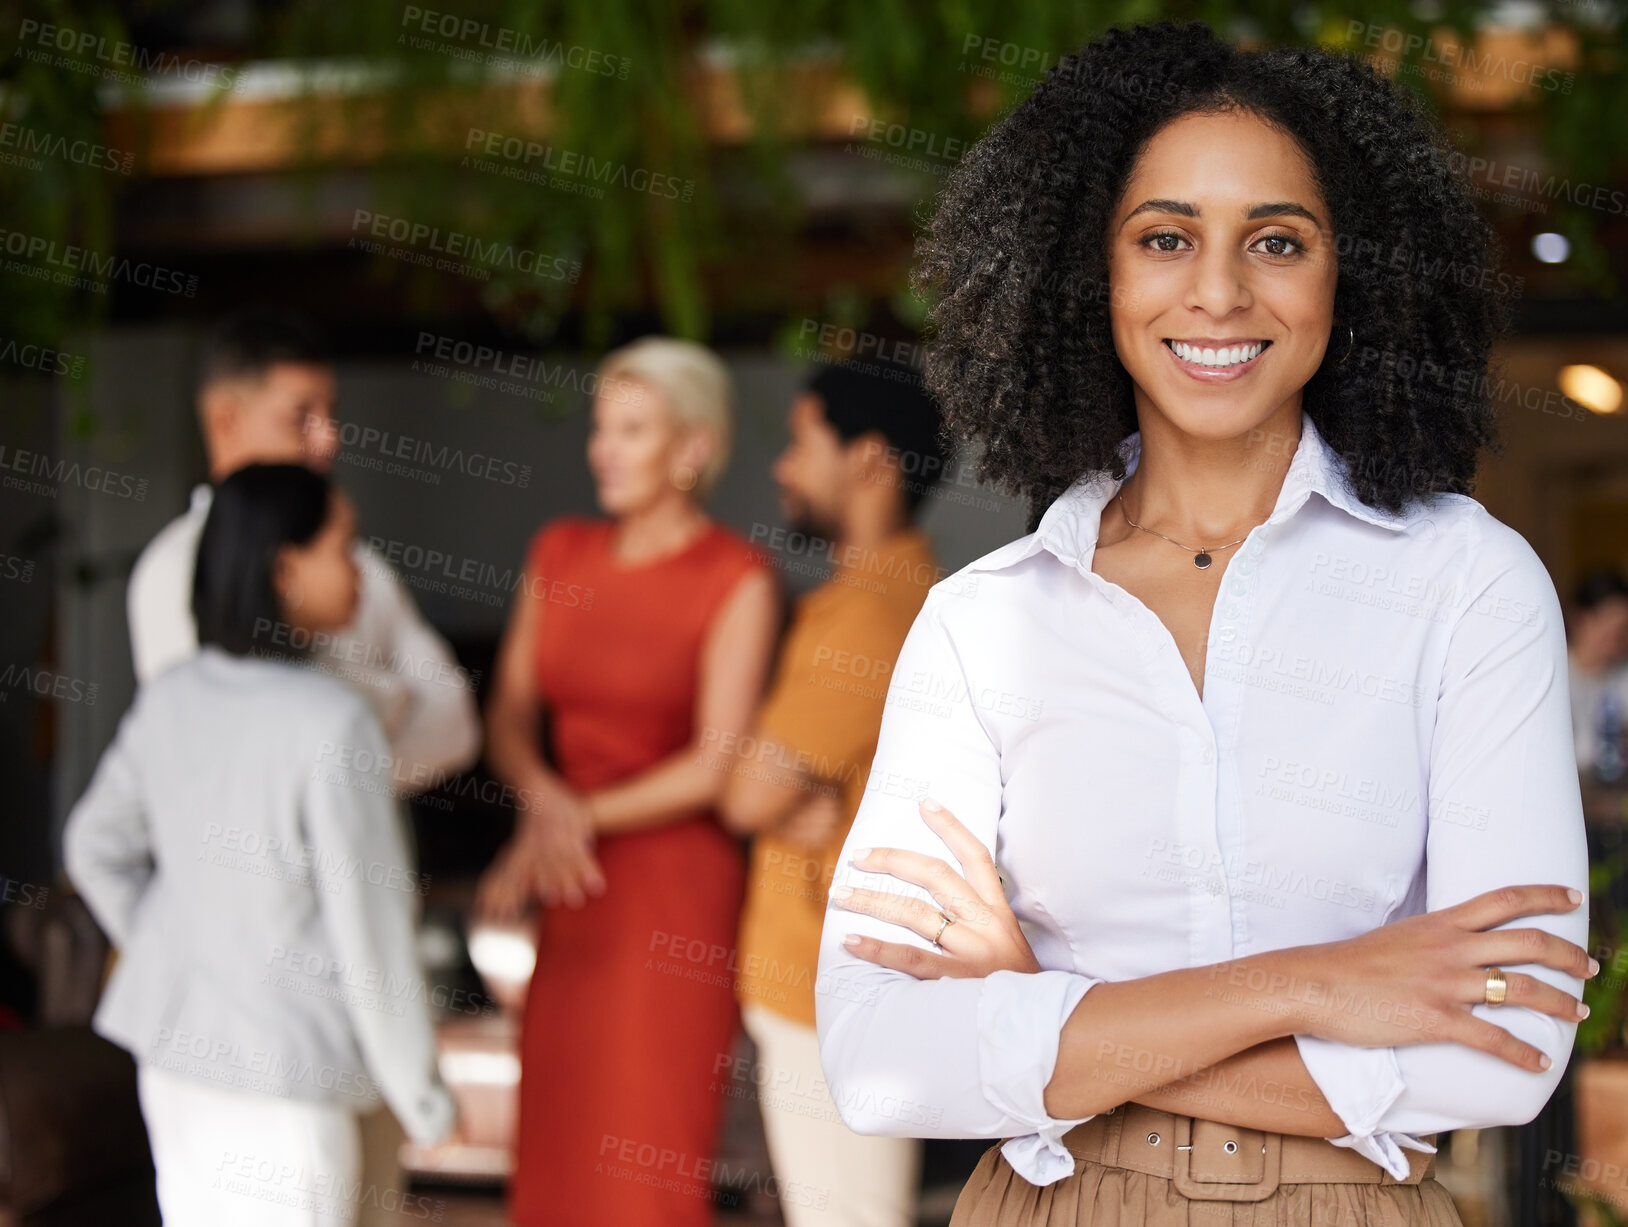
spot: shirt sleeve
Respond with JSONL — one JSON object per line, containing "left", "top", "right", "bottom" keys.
{"left": 1293, "top": 510, "right": 1589, "bottom": 1178}
{"left": 303, "top": 701, "right": 457, "bottom": 1145}
{"left": 126, "top": 519, "right": 198, "bottom": 686}
{"left": 347, "top": 543, "right": 482, "bottom": 792}
{"left": 814, "top": 586, "right": 1100, "bottom": 1187}
{"left": 62, "top": 707, "right": 153, "bottom": 947}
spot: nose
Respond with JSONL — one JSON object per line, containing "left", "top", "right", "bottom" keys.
{"left": 1183, "top": 245, "right": 1253, "bottom": 318}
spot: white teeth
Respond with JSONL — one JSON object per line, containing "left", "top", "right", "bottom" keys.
{"left": 1168, "top": 340, "right": 1267, "bottom": 367}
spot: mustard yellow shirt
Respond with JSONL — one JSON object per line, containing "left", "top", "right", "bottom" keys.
{"left": 734, "top": 527, "right": 940, "bottom": 1025}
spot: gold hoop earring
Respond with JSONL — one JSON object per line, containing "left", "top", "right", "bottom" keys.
{"left": 671, "top": 465, "right": 698, "bottom": 493}
{"left": 1335, "top": 323, "right": 1354, "bottom": 365}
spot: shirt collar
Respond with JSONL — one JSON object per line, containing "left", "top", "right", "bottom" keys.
{"left": 969, "top": 410, "right": 1416, "bottom": 576}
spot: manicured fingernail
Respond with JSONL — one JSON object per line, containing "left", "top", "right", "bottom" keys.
{"left": 922, "top": 797, "right": 943, "bottom": 812}
{"left": 830, "top": 885, "right": 853, "bottom": 901}
{"left": 1579, "top": 1002, "right": 1592, "bottom": 1020}
{"left": 843, "top": 934, "right": 862, "bottom": 948}
{"left": 1539, "top": 1054, "right": 1553, "bottom": 1070}
{"left": 1590, "top": 958, "right": 1602, "bottom": 977}
{"left": 853, "top": 847, "right": 872, "bottom": 861}
{"left": 1568, "top": 889, "right": 1583, "bottom": 904}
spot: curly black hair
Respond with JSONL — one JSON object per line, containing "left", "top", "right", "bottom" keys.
{"left": 911, "top": 21, "right": 1515, "bottom": 534}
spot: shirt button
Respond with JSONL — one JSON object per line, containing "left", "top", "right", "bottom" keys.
{"left": 1223, "top": 603, "right": 1241, "bottom": 618}
{"left": 1201, "top": 747, "right": 1215, "bottom": 764}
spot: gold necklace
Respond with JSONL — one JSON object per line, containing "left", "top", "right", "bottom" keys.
{"left": 1114, "top": 491, "right": 1251, "bottom": 570}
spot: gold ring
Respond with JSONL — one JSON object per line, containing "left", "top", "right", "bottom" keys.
{"left": 932, "top": 912, "right": 956, "bottom": 947}
{"left": 1484, "top": 967, "right": 1508, "bottom": 1006}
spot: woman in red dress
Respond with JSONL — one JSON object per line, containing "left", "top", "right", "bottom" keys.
{"left": 478, "top": 337, "right": 781, "bottom": 1227}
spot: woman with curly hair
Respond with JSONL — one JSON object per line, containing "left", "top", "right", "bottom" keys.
{"left": 814, "top": 20, "right": 1594, "bottom": 1225}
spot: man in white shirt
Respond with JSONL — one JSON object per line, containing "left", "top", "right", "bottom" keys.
{"left": 1565, "top": 569, "right": 1628, "bottom": 779}
{"left": 127, "top": 306, "right": 481, "bottom": 788}
{"left": 124, "top": 307, "right": 481, "bottom": 1220}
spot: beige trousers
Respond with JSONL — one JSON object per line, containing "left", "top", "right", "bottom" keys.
{"left": 741, "top": 1002, "right": 922, "bottom": 1227}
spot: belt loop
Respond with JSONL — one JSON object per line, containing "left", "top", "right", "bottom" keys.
{"left": 1098, "top": 1104, "right": 1125, "bottom": 1168}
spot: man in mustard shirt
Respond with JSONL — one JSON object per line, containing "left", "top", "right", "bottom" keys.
{"left": 720, "top": 354, "right": 946, "bottom": 1226}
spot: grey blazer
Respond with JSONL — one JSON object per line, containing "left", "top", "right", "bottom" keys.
{"left": 63, "top": 644, "right": 456, "bottom": 1143}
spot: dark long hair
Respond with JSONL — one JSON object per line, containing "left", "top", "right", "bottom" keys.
{"left": 193, "top": 463, "right": 332, "bottom": 659}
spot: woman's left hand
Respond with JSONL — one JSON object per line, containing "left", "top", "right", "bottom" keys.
{"left": 830, "top": 797, "right": 1041, "bottom": 979}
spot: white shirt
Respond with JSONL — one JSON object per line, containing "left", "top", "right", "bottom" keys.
{"left": 128, "top": 484, "right": 481, "bottom": 793}
{"left": 63, "top": 645, "right": 456, "bottom": 1143}
{"left": 815, "top": 410, "right": 1589, "bottom": 1188}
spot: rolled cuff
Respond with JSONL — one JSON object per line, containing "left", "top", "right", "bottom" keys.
{"left": 1293, "top": 1034, "right": 1434, "bottom": 1180}
{"left": 978, "top": 969, "right": 1097, "bottom": 1187}
{"left": 395, "top": 1079, "right": 457, "bottom": 1146}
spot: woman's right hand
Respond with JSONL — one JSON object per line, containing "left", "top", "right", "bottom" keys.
{"left": 516, "top": 773, "right": 606, "bottom": 909}
{"left": 1291, "top": 884, "right": 1598, "bottom": 1072}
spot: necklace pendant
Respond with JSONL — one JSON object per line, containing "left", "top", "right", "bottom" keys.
{"left": 1193, "top": 551, "right": 1213, "bottom": 569}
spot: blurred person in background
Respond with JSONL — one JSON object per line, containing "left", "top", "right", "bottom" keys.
{"left": 65, "top": 464, "right": 457, "bottom": 1227}
{"left": 475, "top": 336, "right": 780, "bottom": 1226}
{"left": 126, "top": 304, "right": 481, "bottom": 788}
{"left": 1567, "top": 569, "right": 1628, "bottom": 781}
{"left": 717, "top": 353, "right": 946, "bottom": 1227}
{"left": 124, "top": 307, "right": 480, "bottom": 1214}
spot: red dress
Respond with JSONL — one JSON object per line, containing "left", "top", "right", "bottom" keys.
{"left": 508, "top": 515, "right": 772, "bottom": 1227}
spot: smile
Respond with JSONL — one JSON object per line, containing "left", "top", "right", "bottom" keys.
{"left": 1163, "top": 339, "right": 1271, "bottom": 368}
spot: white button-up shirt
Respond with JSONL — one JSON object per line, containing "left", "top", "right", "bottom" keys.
{"left": 815, "top": 410, "right": 1588, "bottom": 1188}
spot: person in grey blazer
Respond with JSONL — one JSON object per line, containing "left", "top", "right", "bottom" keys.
{"left": 65, "top": 463, "right": 457, "bottom": 1227}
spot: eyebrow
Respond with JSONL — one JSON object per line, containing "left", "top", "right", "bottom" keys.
{"left": 1120, "top": 199, "right": 1323, "bottom": 229}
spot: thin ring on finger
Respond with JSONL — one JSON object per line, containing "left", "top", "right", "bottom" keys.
{"left": 932, "top": 911, "right": 957, "bottom": 949}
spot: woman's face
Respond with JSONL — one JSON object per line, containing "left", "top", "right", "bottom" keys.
{"left": 274, "top": 488, "right": 361, "bottom": 634}
{"left": 1105, "top": 108, "right": 1339, "bottom": 443}
{"left": 586, "top": 378, "right": 708, "bottom": 514}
